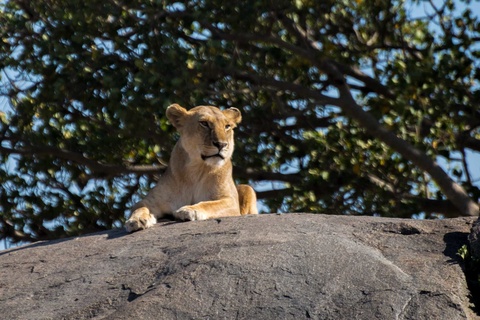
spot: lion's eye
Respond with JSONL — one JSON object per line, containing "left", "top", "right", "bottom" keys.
{"left": 225, "top": 124, "right": 231, "bottom": 131}
{"left": 199, "top": 121, "right": 209, "bottom": 128}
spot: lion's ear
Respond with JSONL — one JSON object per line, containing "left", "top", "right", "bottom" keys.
{"left": 223, "top": 107, "right": 242, "bottom": 125}
{"left": 166, "top": 104, "right": 188, "bottom": 129}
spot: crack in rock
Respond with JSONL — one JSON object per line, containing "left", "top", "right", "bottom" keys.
{"left": 122, "top": 282, "right": 157, "bottom": 302}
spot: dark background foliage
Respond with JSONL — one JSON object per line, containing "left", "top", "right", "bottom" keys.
{"left": 1, "top": 0, "right": 480, "bottom": 244}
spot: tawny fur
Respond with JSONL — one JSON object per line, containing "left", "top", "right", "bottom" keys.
{"left": 125, "top": 104, "right": 258, "bottom": 232}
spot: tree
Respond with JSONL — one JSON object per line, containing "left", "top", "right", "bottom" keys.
{"left": 1, "top": 0, "right": 479, "bottom": 244}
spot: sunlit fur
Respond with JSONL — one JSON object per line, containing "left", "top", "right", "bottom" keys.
{"left": 125, "top": 104, "right": 258, "bottom": 232}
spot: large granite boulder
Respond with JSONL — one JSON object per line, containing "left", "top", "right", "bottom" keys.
{"left": 0, "top": 214, "right": 477, "bottom": 319}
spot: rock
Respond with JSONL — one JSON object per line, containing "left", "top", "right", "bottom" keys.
{"left": 468, "top": 218, "right": 480, "bottom": 259}
{"left": 0, "top": 214, "right": 476, "bottom": 320}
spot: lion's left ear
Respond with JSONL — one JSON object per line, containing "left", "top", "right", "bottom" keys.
{"left": 223, "top": 107, "right": 242, "bottom": 125}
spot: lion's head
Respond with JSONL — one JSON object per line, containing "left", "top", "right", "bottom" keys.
{"left": 166, "top": 104, "right": 242, "bottom": 167}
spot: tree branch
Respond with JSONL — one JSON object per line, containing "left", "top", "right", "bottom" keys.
{"left": 219, "top": 67, "right": 339, "bottom": 106}
{"left": 0, "top": 144, "right": 166, "bottom": 176}
{"left": 233, "top": 167, "right": 301, "bottom": 184}
{"left": 208, "top": 23, "right": 395, "bottom": 100}
{"left": 255, "top": 188, "right": 293, "bottom": 200}
{"left": 365, "top": 172, "right": 464, "bottom": 217}
{"left": 457, "top": 134, "right": 480, "bottom": 153}
{"left": 275, "top": 13, "right": 395, "bottom": 99}
{"left": 410, "top": 198, "right": 461, "bottom": 218}
{"left": 331, "top": 72, "right": 479, "bottom": 216}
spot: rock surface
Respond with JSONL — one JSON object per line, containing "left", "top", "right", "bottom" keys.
{"left": 0, "top": 214, "right": 477, "bottom": 320}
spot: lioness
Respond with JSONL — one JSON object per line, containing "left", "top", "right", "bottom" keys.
{"left": 125, "top": 104, "right": 258, "bottom": 232}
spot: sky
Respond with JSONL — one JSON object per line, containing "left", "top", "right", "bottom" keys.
{"left": 1, "top": 0, "right": 480, "bottom": 250}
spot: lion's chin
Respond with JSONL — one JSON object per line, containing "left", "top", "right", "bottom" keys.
{"left": 202, "top": 154, "right": 226, "bottom": 167}
{"left": 201, "top": 154, "right": 225, "bottom": 161}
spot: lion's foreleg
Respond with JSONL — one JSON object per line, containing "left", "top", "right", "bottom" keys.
{"left": 173, "top": 198, "right": 240, "bottom": 221}
{"left": 236, "top": 184, "right": 258, "bottom": 215}
{"left": 125, "top": 178, "right": 176, "bottom": 232}
{"left": 125, "top": 206, "right": 157, "bottom": 232}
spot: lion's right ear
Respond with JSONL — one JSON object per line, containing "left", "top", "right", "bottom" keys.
{"left": 166, "top": 104, "right": 188, "bottom": 129}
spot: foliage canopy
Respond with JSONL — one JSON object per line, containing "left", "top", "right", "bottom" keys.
{"left": 1, "top": 0, "right": 480, "bottom": 244}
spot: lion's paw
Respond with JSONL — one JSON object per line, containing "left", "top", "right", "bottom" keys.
{"left": 125, "top": 208, "right": 157, "bottom": 233}
{"left": 174, "top": 206, "right": 206, "bottom": 221}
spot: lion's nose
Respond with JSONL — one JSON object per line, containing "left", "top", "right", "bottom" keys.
{"left": 213, "top": 141, "right": 227, "bottom": 151}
